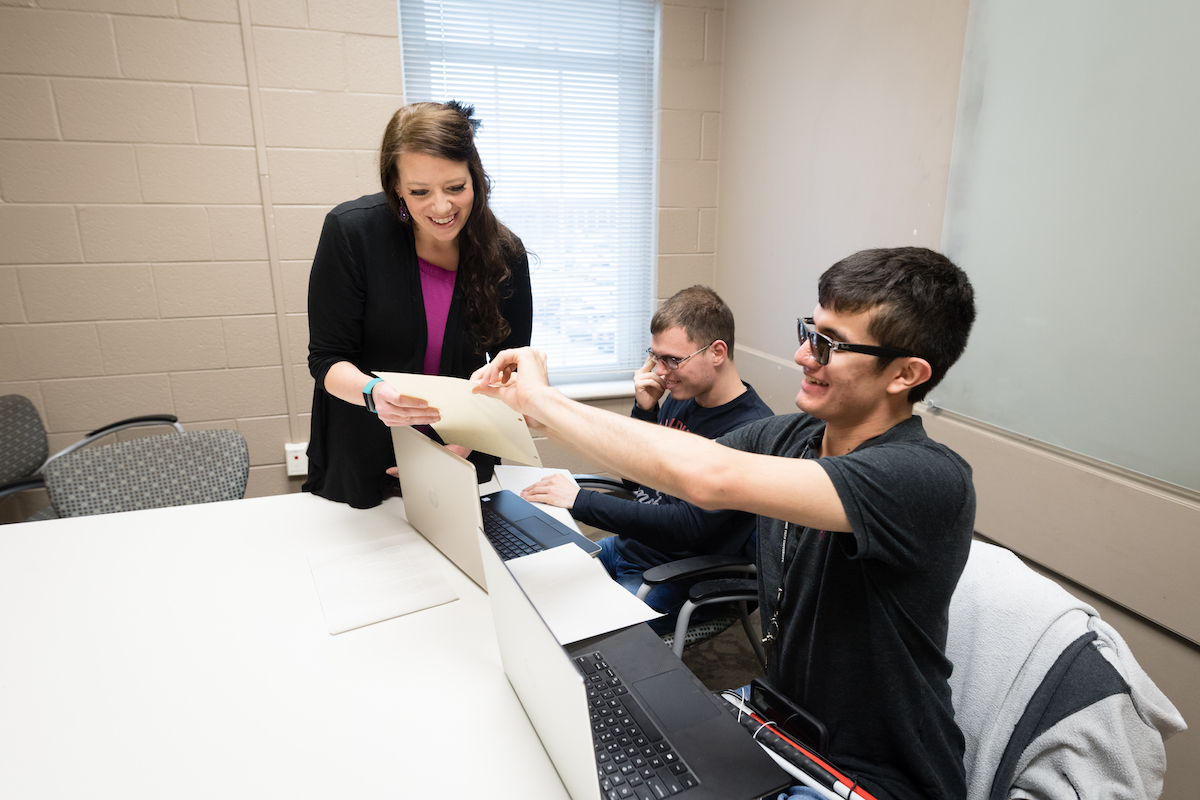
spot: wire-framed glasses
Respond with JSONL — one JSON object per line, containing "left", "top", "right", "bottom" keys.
{"left": 645, "top": 342, "right": 714, "bottom": 371}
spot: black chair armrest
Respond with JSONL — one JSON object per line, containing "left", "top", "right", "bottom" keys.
{"left": 641, "top": 554, "right": 756, "bottom": 586}
{"left": 0, "top": 477, "right": 46, "bottom": 502}
{"left": 87, "top": 415, "right": 181, "bottom": 438}
{"left": 572, "top": 474, "right": 638, "bottom": 500}
{"left": 688, "top": 577, "right": 759, "bottom": 603}
{"left": 44, "top": 415, "right": 185, "bottom": 471}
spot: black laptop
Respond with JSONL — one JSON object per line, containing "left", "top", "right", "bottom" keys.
{"left": 478, "top": 527, "right": 791, "bottom": 800}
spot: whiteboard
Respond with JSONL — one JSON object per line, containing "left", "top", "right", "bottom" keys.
{"left": 935, "top": 0, "right": 1200, "bottom": 492}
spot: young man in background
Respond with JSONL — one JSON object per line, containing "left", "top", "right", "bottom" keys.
{"left": 521, "top": 286, "right": 773, "bottom": 633}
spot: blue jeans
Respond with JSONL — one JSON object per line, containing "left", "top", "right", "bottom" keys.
{"left": 597, "top": 536, "right": 703, "bottom": 636}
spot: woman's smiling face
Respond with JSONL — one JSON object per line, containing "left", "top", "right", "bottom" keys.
{"left": 395, "top": 150, "right": 474, "bottom": 245}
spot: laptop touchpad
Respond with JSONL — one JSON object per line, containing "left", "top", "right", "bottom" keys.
{"left": 634, "top": 670, "right": 720, "bottom": 731}
{"left": 519, "top": 517, "right": 567, "bottom": 540}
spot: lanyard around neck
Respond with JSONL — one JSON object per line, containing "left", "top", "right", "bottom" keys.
{"left": 760, "top": 441, "right": 817, "bottom": 665}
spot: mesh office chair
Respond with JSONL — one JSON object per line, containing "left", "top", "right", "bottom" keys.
{"left": 1, "top": 394, "right": 184, "bottom": 520}
{"left": 638, "top": 556, "right": 763, "bottom": 669}
{"left": 41, "top": 428, "right": 249, "bottom": 518}
{"left": 574, "top": 475, "right": 764, "bottom": 668}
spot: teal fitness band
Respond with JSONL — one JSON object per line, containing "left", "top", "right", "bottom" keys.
{"left": 362, "top": 377, "right": 384, "bottom": 413}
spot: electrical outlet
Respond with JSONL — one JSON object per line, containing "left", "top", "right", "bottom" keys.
{"left": 285, "top": 442, "right": 308, "bottom": 476}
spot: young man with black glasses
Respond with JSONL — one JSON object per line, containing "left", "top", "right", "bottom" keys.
{"left": 472, "top": 247, "right": 977, "bottom": 800}
{"left": 520, "top": 285, "right": 773, "bottom": 634}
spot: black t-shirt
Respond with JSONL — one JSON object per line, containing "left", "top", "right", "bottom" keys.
{"left": 570, "top": 383, "right": 773, "bottom": 566}
{"left": 719, "top": 413, "right": 974, "bottom": 800}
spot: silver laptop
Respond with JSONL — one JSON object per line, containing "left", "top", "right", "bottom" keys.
{"left": 478, "top": 528, "right": 791, "bottom": 800}
{"left": 390, "top": 425, "right": 599, "bottom": 591}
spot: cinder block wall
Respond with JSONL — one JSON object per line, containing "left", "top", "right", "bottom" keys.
{"left": 0, "top": 0, "right": 723, "bottom": 521}
{"left": 657, "top": 0, "right": 725, "bottom": 303}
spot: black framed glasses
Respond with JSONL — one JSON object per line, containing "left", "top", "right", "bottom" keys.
{"left": 797, "top": 318, "right": 917, "bottom": 366}
{"left": 646, "top": 342, "right": 714, "bottom": 371}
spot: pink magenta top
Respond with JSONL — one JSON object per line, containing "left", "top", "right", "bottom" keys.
{"left": 418, "top": 257, "right": 458, "bottom": 376}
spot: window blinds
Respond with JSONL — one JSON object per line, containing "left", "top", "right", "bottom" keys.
{"left": 399, "top": 0, "right": 658, "bottom": 380}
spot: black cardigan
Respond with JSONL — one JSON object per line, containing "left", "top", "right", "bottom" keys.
{"left": 303, "top": 193, "right": 533, "bottom": 508}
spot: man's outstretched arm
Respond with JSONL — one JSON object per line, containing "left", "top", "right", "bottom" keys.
{"left": 471, "top": 347, "right": 851, "bottom": 532}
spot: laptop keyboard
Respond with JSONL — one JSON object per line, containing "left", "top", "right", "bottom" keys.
{"left": 575, "top": 651, "right": 700, "bottom": 800}
{"left": 481, "top": 505, "right": 541, "bottom": 559}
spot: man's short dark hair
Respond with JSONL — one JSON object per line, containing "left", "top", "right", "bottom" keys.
{"left": 818, "top": 247, "right": 975, "bottom": 404}
{"left": 651, "top": 285, "right": 736, "bottom": 355}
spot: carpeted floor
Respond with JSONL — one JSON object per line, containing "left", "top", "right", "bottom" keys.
{"left": 575, "top": 520, "right": 765, "bottom": 692}
{"left": 680, "top": 612, "right": 766, "bottom": 692}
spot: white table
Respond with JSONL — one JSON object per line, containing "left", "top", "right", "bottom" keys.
{"left": 0, "top": 492, "right": 571, "bottom": 799}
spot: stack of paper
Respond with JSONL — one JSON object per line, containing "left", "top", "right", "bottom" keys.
{"left": 506, "top": 545, "right": 663, "bottom": 645}
{"left": 308, "top": 533, "right": 458, "bottom": 634}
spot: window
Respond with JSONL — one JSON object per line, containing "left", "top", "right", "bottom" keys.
{"left": 399, "top": 0, "right": 659, "bottom": 382}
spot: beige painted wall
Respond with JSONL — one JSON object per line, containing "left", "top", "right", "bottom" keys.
{"left": 0, "top": 0, "right": 722, "bottom": 521}
{"left": 715, "top": 1, "right": 1197, "bottom": 796}
{"left": 715, "top": 0, "right": 968, "bottom": 358}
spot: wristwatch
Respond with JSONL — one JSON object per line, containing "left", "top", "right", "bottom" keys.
{"left": 362, "top": 377, "right": 384, "bottom": 413}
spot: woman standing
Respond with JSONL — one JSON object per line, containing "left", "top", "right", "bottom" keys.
{"left": 304, "top": 101, "right": 532, "bottom": 508}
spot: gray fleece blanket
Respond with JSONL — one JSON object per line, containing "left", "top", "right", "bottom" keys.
{"left": 945, "top": 541, "right": 1186, "bottom": 800}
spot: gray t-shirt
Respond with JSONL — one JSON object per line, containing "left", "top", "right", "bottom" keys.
{"left": 718, "top": 413, "right": 975, "bottom": 800}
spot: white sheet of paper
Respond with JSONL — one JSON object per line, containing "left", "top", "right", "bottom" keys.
{"left": 493, "top": 465, "right": 576, "bottom": 495}
{"left": 308, "top": 533, "right": 458, "bottom": 634}
{"left": 492, "top": 465, "right": 580, "bottom": 529}
{"left": 375, "top": 372, "right": 541, "bottom": 466}
{"left": 506, "top": 545, "right": 662, "bottom": 645}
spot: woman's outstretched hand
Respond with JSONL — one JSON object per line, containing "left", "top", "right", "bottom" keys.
{"left": 371, "top": 381, "right": 441, "bottom": 427}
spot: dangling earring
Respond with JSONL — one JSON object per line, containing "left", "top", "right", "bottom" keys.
{"left": 398, "top": 197, "right": 409, "bottom": 222}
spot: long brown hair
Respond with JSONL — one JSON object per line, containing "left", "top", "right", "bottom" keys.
{"left": 379, "top": 101, "right": 523, "bottom": 352}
